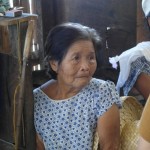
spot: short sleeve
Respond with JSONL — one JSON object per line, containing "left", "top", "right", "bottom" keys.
{"left": 33, "top": 88, "right": 45, "bottom": 137}
{"left": 95, "top": 80, "right": 122, "bottom": 117}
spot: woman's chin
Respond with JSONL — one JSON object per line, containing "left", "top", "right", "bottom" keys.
{"left": 76, "top": 77, "right": 91, "bottom": 87}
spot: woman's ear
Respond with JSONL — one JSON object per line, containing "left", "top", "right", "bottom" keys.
{"left": 50, "top": 60, "right": 58, "bottom": 72}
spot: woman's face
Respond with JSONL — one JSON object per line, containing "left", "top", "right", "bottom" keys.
{"left": 52, "top": 40, "right": 97, "bottom": 90}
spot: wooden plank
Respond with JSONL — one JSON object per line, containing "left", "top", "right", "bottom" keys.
{"left": 0, "top": 54, "right": 16, "bottom": 143}
{"left": 24, "top": 62, "right": 36, "bottom": 150}
{"left": 0, "top": 26, "right": 11, "bottom": 54}
{"left": 0, "top": 139, "right": 26, "bottom": 150}
{"left": 0, "top": 13, "right": 37, "bottom": 26}
{"left": 0, "top": 139, "right": 14, "bottom": 150}
{"left": 0, "top": 14, "right": 37, "bottom": 55}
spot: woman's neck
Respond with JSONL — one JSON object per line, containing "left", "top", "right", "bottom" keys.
{"left": 41, "top": 79, "right": 82, "bottom": 100}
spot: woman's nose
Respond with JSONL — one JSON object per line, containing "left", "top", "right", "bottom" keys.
{"left": 80, "top": 60, "right": 90, "bottom": 71}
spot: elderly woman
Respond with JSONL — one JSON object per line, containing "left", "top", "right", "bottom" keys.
{"left": 34, "top": 22, "right": 121, "bottom": 150}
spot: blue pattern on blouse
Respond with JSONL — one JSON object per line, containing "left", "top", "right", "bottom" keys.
{"left": 34, "top": 78, "right": 121, "bottom": 150}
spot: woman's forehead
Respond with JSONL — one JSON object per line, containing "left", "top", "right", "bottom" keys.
{"left": 68, "top": 40, "right": 94, "bottom": 50}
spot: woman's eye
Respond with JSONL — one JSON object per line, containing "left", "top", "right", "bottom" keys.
{"left": 73, "top": 55, "right": 80, "bottom": 61}
{"left": 89, "top": 55, "right": 96, "bottom": 61}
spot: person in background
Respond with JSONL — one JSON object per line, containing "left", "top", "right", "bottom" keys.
{"left": 109, "top": 41, "right": 150, "bottom": 101}
{"left": 34, "top": 22, "right": 121, "bottom": 150}
{"left": 137, "top": 0, "right": 150, "bottom": 149}
{"left": 109, "top": 0, "right": 150, "bottom": 101}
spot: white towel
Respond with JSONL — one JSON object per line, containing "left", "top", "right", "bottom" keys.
{"left": 142, "top": 0, "right": 150, "bottom": 17}
{"left": 109, "top": 41, "right": 150, "bottom": 92}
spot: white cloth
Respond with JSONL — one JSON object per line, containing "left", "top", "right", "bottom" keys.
{"left": 142, "top": 0, "right": 150, "bottom": 17}
{"left": 109, "top": 41, "right": 150, "bottom": 92}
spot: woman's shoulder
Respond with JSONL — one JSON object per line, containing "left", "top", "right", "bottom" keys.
{"left": 33, "top": 79, "right": 56, "bottom": 99}
{"left": 90, "top": 78, "right": 105, "bottom": 85}
{"left": 40, "top": 79, "right": 56, "bottom": 91}
{"left": 33, "top": 87, "right": 41, "bottom": 95}
{"left": 89, "top": 78, "right": 120, "bottom": 101}
{"left": 90, "top": 78, "right": 115, "bottom": 88}
{"left": 35, "top": 79, "right": 56, "bottom": 95}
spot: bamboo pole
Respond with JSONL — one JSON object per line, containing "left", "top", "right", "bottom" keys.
{"left": 15, "top": 20, "right": 34, "bottom": 150}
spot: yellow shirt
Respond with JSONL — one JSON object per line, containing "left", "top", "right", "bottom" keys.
{"left": 139, "top": 95, "right": 150, "bottom": 142}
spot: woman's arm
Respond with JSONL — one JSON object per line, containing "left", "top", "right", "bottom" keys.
{"left": 97, "top": 103, "right": 120, "bottom": 150}
{"left": 138, "top": 95, "right": 150, "bottom": 149}
{"left": 36, "top": 133, "right": 45, "bottom": 150}
{"left": 138, "top": 136, "right": 150, "bottom": 150}
{"left": 134, "top": 73, "right": 150, "bottom": 100}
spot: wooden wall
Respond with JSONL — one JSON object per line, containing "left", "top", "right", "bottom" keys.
{"left": 12, "top": 0, "right": 150, "bottom": 83}
{"left": 13, "top": 0, "right": 149, "bottom": 83}
{"left": 42, "top": 0, "right": 137, "bottom": 52}
{"left": 40, "top": 0, "right": 137, "bottom": 83}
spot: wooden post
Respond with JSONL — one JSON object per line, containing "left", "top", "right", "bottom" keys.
{"left": 15, "top": 20, "right": 34, "bottom": 150}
